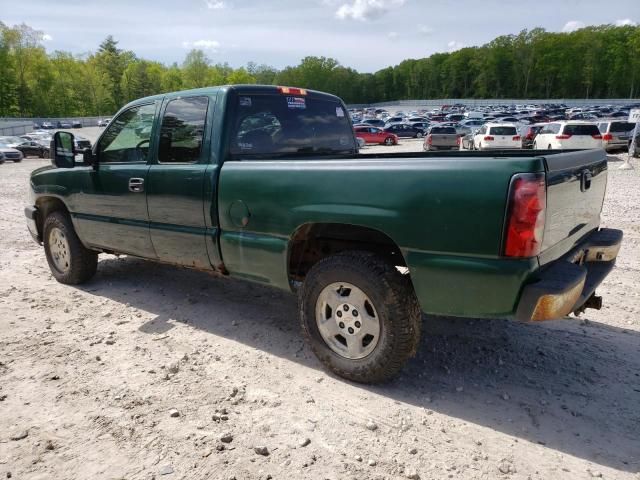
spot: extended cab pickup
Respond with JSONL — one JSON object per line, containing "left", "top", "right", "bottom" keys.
{"left": 26, "top": 85, "right": 622, "bottom": 383}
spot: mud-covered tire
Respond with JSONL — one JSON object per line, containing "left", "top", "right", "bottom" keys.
{"left": 43, "top": 211, "right": 98, "bottom": 284}
{"left": 299, "top": 251, "right": 422, "bottom": 383}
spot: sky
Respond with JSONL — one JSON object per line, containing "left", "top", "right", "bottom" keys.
{"left": 1, "top": 0, "right": 638, "bottom": 72}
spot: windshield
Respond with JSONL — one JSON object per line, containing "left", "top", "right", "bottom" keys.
{"left": 228, "top": 93, "right": 356, "bottom": 157}
{"left": 488, "top": 126, "right": 517, "bottom": 135}
{"left": 563, "top": 124, "right": 600, "bottom": 136}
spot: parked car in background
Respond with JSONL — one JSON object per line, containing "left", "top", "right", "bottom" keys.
{"left": 0, "top": 142, "right": 24, "bottom": 162}
{"left": 472, "top": 124, "right": 521, "bottom": 150}
{"left": 384, "top": 123, "right": 426, "bottom": 138}
{"left": 520, "top": 124, "right": 546, "bottom": 149}
{"left": 354, "top": 126, "right": 398, "bottom": 145}
{"left": 361, "top": 118, "right": 386, "bottom": 128}
{"left": 0, "top": 136, "right": 48, "bottom": 158}
{"left": 41, "top": 122, "right": 54, "bottom": 129}
{"left": 73, "top": 135, "right": 92, "bottom": 151}
{"left": 385, "top": 116, "right": 405, "bottom": 125}
{"left": 97, "top": 118, "right": 111, "bottom": 127}
{"left": 56, "top": 121, "right": 72, "bottom": 129}
{"left": 597, "top": 120, "right": 635, "bottom": 152}
{"left": 534, "top": 122, "right": 603, "bottom": 150}
{"left": 71, "top": 120, "right": 83, "bottom": 128}
{"left": 409, "top": 121, "right": 430, "bottom": 131}
{"left": 423, "top": 126, "right": 459, "bottom": 151}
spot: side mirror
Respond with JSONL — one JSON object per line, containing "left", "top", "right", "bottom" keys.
{"left": 53, "top": 131, "right": 75, "bottom": 168}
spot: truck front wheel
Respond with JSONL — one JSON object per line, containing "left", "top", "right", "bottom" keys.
{"left": 43, "top": 211, "right": 98, "bottom": 285}
{"left": 299, "top": 251, "right": 421, "bottom": 383}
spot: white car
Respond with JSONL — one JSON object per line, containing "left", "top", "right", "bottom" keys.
{"left": 472, "top": 123, "right": 521, "bottom": 150}
{"left": 533, "top": 122, "right": 603, "bottom": 150}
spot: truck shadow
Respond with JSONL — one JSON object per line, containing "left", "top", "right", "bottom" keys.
{"left": 82, "top": 256, "right": 640, "bottom": 473}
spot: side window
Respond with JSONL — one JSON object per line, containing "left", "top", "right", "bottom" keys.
{"left": 553, "top": 124, "right": 561, "bottom": 134}
{"left": 98, "top": 104, "right": 156, "bottom": 163}
{"left": 598, "top": 123, "right": 607, "bottom": 133}
{"left": 159, "top": 96, "right": 209, "bottom": 163}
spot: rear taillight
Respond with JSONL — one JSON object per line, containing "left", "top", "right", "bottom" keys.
{"left": 555, "top": 134, "right": 571, "bottom": 140}
{"left": 602, "top": 133, "right": 613, "bottom": 141}
{"left": 513, "top": 135, "right": 521, "bottom": 141}
{"left": 592, "top": 134, "right": 603, "bottom": 140}
{"left": 503, "top": 173, "right": 546, "bottom": 258}
{"left": 484, "top": 135, "right": 494, "bottom": 141}
{"left": 427, "top": 136, "right": 433, "bottom": 145}
{"left": 456, "top": 136, "right": 461, "bottom": 145}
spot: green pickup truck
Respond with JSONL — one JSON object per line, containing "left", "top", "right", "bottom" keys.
{"left": 26, "top": 85, "right": 622, "bottom": 383}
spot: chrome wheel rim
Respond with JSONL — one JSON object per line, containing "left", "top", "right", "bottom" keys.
{"left": 315, "top": 282, "right": 380, "bottom": 359}
{"left": 49, "top": 227, "right": 70, "bottom": 273}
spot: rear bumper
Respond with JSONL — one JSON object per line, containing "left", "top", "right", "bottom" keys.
{"left": 25, "top": 206, "right": 41, "bottom": 244}
{"left": 515, "top": 228, "right": 623, "bottom": 321}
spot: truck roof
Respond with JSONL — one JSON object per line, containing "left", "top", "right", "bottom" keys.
{"left": 123, "top": 84, "right": 343, "bottom": 109}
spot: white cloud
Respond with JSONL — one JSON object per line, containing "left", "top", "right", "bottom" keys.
{"left": 335, "top": 0, "right": 406, "bottom": 21}
{"left": 182, "top": 39, "right": 221, "bottom": 51}
{"left": 387, "top": 31, "right": 399, "bottom": 39}
{"left": 447, "top": 40, "right": 465, "bottom": 52}
{"left": 418, "top": 24, "right": 433, "bottom": 36}
{"left": 562, "top": 20, "right": 586, "bottom": 32}
{"left": 42, "top": 33, "right": 53, "bottom": 41}
{"left": 615, "top": 18, "right": 637, "bottom": 26}
{"left": 205, "top": 0, "right": 225, "bottom": 8}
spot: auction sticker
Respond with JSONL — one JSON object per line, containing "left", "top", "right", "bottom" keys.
{"left": 336, "top": 107, "right": 345, "bottom": 117}
{"left": 239, "top": 97, "right": 252, "bottom": 107}
{"left": 287, "top": 96, "right": 306, "bottom": 109}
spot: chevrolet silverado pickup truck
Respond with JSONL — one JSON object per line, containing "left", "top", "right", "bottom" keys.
{"left": 26, "top": 85, "right": 622, "bottom": 383}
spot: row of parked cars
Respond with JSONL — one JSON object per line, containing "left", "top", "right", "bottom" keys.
{"left": 0, "top": 130, "right": 93, "bottom": 164}
{"left": 31, "top": 118, "right": 111, "bottom": 129}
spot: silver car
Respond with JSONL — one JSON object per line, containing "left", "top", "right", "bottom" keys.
{"left": 597, "top": 120, "right": 636, "bottom": 152}
{"left": 0, "top": 143, "right": 24, "bottom": 163}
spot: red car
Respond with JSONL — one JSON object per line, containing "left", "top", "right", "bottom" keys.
{"left": 354, "top": 126, "right": 398, "bottom": 146}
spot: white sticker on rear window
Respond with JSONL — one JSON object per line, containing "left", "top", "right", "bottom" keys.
{"left": 239, "top": 97, "right": 252, "bottom": 107}
{"left": 238, "top": 142, "right": 253, "bottom": 150}
{"left": 336, "top": 107, "right": 345, "bottom": 117}
{"left": 286, "top": 96, "right": 306, "bottom": 110}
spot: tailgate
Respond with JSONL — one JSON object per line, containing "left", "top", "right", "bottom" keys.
{"left": 431, "top": 134, "right": 458, "bottom": 146}
{"left": 539, "top": 149, "right": 607, "bottom": 265}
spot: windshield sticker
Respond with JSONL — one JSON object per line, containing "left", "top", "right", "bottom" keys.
{"left": 239, "top": 97, "right": 252, "bottom": 107}
{"left": 336, "top": 107, "right": 345, "bottom": 117}
{"left": 238, "top": 142, "right": 253, "bottom": 150}
{"left": 287, "top": 96, "right": 306, "bottom": 110}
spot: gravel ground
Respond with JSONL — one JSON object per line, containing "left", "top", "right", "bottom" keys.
{"left": 0, "top": 143, "right": 639, "bottom": 480}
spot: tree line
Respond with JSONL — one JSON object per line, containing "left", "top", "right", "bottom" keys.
{"left": 1, "top": 22, "right": 639, "bottom": 117}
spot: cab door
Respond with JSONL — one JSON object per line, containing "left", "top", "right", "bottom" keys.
{"left": 146, "top": 95, "right": 216, "bottom": 269}
{"left": 74, "top": 102, "right": 159, "bottom": 258}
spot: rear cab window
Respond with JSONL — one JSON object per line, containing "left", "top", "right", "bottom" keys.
{"left": 227, "top": 88, "right": 356, "bottom": 159}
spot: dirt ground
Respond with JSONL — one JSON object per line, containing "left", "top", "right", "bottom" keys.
{"left": 0, "top": 141, "right": 639, "bottom": 480}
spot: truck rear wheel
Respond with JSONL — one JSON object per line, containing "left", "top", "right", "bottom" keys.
{"left": 43, "top": 211, "right": 98, "bottom": 285}
{"left": 299, "top": 251, "right": 421, "bottom": 383}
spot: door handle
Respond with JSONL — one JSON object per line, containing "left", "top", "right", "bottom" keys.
{"left": 129, "top": 178, "right": 145, "bottom": 193}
